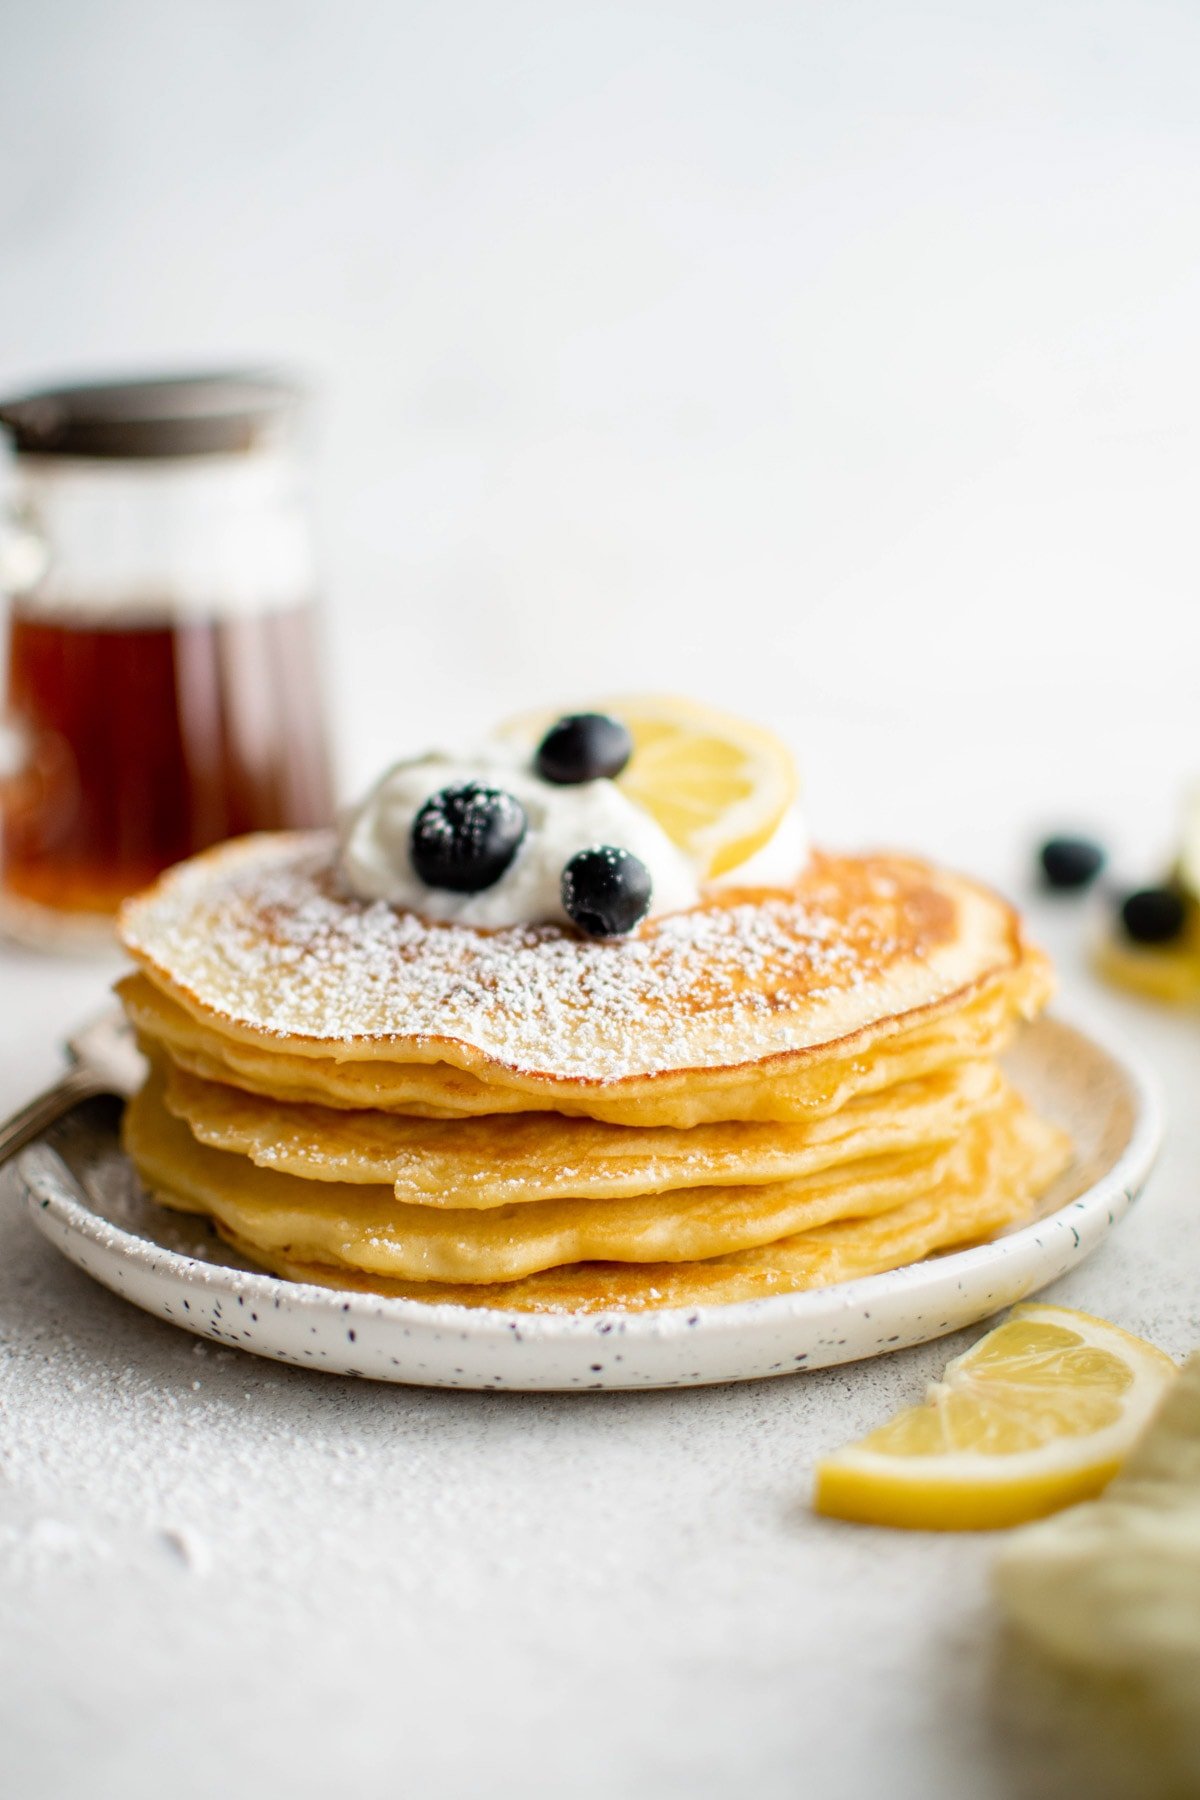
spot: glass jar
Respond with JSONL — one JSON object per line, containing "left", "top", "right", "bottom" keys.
{"left": 0, "top": 371, "right": 335, "bottom": 948}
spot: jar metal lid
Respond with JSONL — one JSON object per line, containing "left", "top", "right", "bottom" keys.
{"left": 0, "top": 370, "right": 305, "bottom": 460}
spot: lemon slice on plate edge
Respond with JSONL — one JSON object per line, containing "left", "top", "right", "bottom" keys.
{"left": 814, "top": 1305, "right": 1178, "bottom": 1532}
{"left": 498, "top": 694, "right": 799, "bottom": 881}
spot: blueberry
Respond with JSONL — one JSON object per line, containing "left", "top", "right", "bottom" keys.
{"left": 561, "top": 846, "right": 652, "bottom": 937}
{"left": 410, "top": 783, "right": 527, "bottom": 893}
{"left": 1119, "top": 886, "right": 1187, "bottom": 946}
{"left": 1038, "top": 836, "right": 1107, "bottom": 891}
{"left": 536, "top": 713, "right": 633, "bottom": 785}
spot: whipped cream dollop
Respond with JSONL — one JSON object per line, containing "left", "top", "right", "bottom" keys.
{"left": 339, "top": 742, "right": 808, "bottom": 930}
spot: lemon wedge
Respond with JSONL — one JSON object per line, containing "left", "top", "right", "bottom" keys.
{"left": 814, "top": 1305, "right": 1178, "bottom": 1531}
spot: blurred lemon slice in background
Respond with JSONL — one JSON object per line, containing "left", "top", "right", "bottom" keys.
{"left": 1097, "top": 783, "right": 1200, "bottom": 1004}
{"left": 1095, "top": 929, "right": 1200, "bottom": 1005}
{"left": 814, "top": 1305, "right": 1177, "bottom": 1531}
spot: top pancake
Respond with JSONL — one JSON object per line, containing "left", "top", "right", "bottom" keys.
{"left": 118, "top": 832, "right": 1035, "bottom": 1087}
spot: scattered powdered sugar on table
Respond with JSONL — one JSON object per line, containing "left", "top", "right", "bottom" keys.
{"left": 0, "top": 1517, "right": 114, "bottom": 1577}
{"left": 120, "top": 834, "right": 970, "bottom": 1081}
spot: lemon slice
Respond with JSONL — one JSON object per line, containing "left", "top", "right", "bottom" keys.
{"left": 1095, "top": 928, "right": 1200, "bottom": 1005}
{"left": 610, "top": 695, "right": 797, "bottom": 879}
{"left": 499, "top": 696, "right": 798, "bottom": 880}
{"left": 814, "top": 1305, "right": 1177, "bottom": 1531}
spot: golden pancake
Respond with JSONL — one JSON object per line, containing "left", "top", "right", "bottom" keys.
{"left": 119, "top": 973, "right": 552, "bottom": 1118}
{"left": 117, "top": 834, "right": 1041, "bottom": 1088}
{"left": 115, "top": 808, "right": 1069, "bottom": 1316}
{"left": 161, "top": 1055, "right": 1004, "bottom": 1204}
{"left": 116, "top": 949, "right": 1047, "bottom": 1128}
{"left": 210, "top": 1095, "right": 1070, "bottom": 1313}
{"left": 124, "top": 1069, "right": 1067, "bottom": 1285}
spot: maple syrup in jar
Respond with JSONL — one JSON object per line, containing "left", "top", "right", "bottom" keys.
{"left": 0, "top": 373, "right": 335, "bottom": 947}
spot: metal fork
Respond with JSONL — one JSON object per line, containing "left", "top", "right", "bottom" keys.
{"left": 0, "top": 1008, "right": 145, "bottom": 1165}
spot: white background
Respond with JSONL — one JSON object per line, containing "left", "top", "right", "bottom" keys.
{"left": 2, "top": 5, "right": 1199, "bottom": 1797}
{"left": 2, "top": 0, "right": 1197, "bottom": 858}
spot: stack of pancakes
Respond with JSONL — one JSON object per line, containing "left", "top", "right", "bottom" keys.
{"left": 116, "top": 833, "right": 1071, "bottom": 1313}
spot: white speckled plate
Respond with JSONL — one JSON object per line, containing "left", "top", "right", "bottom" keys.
{"left": 15, "top": 1015, "right": 1160, "bottom": 1390}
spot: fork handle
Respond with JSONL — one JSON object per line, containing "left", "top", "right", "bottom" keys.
{"left": 0, "top": 1068, "right": 106, "bottom": 1167}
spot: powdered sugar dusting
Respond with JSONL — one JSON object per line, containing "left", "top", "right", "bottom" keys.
{"left": 119, "top": 834, "right": 998, "bottom": 1083}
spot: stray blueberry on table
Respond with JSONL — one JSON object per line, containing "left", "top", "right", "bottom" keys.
{"left": 1119, "top": 886, "right": 1187, "bottom": 946}
{"left": 561, "top": 845, "right": 652, "bottom": 937}
{"left": 1038, "top": 836, "right": 1107, "bottom": 891}
{"left": 536, "top": 713, "right": 633, "bottom": 785}
{"left": 410, "top": 782, "right": 527, "bottom": 892}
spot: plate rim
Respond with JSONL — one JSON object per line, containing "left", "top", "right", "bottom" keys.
{"left": 15, "top": 1009, "right": 1163, "bottom": 1349}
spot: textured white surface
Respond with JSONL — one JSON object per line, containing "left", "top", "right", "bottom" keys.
{"left": 3, "top": 2, "right": 1200, "bottom": 1794}
{"left": 4, "top": 842, "right": 1199, "bottom": 1800}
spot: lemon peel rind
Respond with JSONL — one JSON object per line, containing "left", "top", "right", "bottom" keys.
{"left": 814, "top": 1456, "right": 1128, "bottom": 1532}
